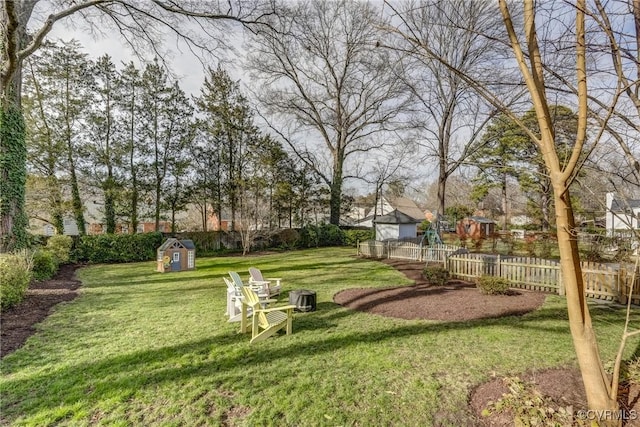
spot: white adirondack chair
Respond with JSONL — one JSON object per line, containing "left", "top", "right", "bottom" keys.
{"left": 248, "top": 267, "right": 282, "bottom": 298}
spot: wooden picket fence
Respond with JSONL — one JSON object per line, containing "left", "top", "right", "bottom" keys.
{"left": 357, "top": 240, "right": 640, "bottom": 304}
{"left": 447, "top": 255, "right": 561, "bottom": 293}
{"left": 447, "top": 254, "right": 640, "bottom": 304}
{"left": 357, "top": 240, "right": 461, "bottom": 263}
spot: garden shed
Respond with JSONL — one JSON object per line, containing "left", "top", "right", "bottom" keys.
{"left": 373, "top": 209, "right": 421, "bottom": 241}
{"left": 456, "top": 216, "right": 496, "bottom": 240}
{"left": 156, "top": 238, "right": 196, "bottom": 273}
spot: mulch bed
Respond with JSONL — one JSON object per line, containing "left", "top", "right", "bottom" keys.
{"left": 334, "top": 259, "right": 547, "bottom": 322}
{"left": 1, "top": 263, "right": 82, "bottom": 358}
{"left": 3, "top": 258, "right": 640, "bottom": 425}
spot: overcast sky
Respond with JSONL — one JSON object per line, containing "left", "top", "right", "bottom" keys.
{"left": 43, "top": 9, "right": 250, "bottom": 97}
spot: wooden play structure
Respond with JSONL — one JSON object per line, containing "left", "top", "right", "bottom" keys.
{"left": 156, "top": 238, "right": 196, "bottom": 272}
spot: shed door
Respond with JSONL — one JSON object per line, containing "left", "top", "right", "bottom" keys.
{"left": 171, "top": 252, "right": 181, "bottom": 271}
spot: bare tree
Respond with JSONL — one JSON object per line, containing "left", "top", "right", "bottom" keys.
{"left": 247, "top": 0, "right": 411, "bottom": 226}
{"left": 387, "top": 0, "right": 639, "bottom": 417}
{"left": 0, "top": 0, "right": 275, "bottom": 251}
{"left": 383, "top": 0, "right": 520, "bottom": 217}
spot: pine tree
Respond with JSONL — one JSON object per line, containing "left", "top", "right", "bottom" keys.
{"left": 139, "top": 61, "right": 193, "bottom": 231}
{"left": 86, "top": 54, "right": 122, "bottom": 233}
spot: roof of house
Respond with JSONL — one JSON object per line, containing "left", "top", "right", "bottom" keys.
{"left": 610, "top": 198, "right": 640, "bottom": 212}
{"left": 390, "top": 196, "right": 426, "bottom": 221}
{"left": 373, "top": 209, "right": 422, "bottom": 225}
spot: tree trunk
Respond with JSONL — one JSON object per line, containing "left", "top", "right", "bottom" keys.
{"left": 541, "top": 176, "right": 552, "bottom": 231}
{"left": 130, "top": 178, "right": 138, "bottom": 234}
{"left": 155, "top": 179, "right": 161, "bottom": 231}
{"left": 0, "top": 104, "right": 28, "bottom": 251}
{"left": 104, "top": 175, "right": 116, "bottom": 234}
{"left": 437, "top": 171, "right": 447, "bottom": 217}
{"left": 501, "top": 174, "right": 508, "bottom": 231}
{"left": 0, "top": 2, "right": 29, "bottom": 251}
{"left": 554, "top": 187, "right": 618, "bottom": 414}
{"left": 329, "top": 174, "right": 343, "bottom": 226}
{"left": 49, "top": 176, "right": 65, "bottom": 234}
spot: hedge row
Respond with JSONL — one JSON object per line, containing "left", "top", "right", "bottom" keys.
{"left": 74, "top": 232, "right": 163, "bottom": 263}
{"left": 42, "top": 227, "right": 367, "bottom": 265}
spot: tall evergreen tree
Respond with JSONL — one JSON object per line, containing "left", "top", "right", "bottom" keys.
{"left": 22, "top": 40, "right": 92, "bottom": 235}
{"left": 116, "top": 62, "right": 144, "bottom": 233}
{"left": 22, "top": 42, "right": 67, "bottom": 234}
{"left": 470, "top": 113, "right": 525, "bottom": 230}
{"left": 49, "top": 40, "right": 93, "bottom": 235}
{"left": 86, "top": 54, "right": 122, "bottom": 233}
{"left": 194, "top": 66, "right": 254, "bottom": 231}
{"left": 139, "top": 61, "right": 193, "bottom": 231}
{"left": 472, "top": 106, "right": 578, "bottom": 230}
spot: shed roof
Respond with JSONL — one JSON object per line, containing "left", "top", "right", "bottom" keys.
{"left": 158, "top": 238, "right": 196, "bottom": 251}
{"left": 373, "top": 209, "right": 422, "bottom": 224}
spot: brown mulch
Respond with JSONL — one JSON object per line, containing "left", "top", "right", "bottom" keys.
{"left": 335, "top": 258, "right": 640, "bottom": 426}
{"left": 1, "top": 263, "right": 82, "bottom": 358}
{"left": 334, "top": 258, "right": 548, "bottom": 322}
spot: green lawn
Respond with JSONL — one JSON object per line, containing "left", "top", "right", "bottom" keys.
{"left": 1, "top": 247, "right": 638, "bottom": 426}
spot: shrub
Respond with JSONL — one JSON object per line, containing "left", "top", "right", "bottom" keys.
{"left": 270, "top": 228, "right": 300, "bottom": 249}
{"left": 74, "top": 232, "right": 163, "bottom": 263}
{"left": 296, "top": 224, "right": 345, "bottom": 248}
{"left": 45, "top": 235, "right": 73, "bottom": 264}
{"left": 32, "top": 250, "right": 58, "bottom": 281}
{"left": 344, "top": 229, "right": 374, "bottom": 247}
{"left": 0, "top": 253, "right": 32, "bottom": 310}
{"left": 423, "top": 265, "right": 450, "bottom": 286}
{"left": 317, "top": 224, "right": 345, "bottom": 246}
{"left": 476, "top": 275, "right": 511, "bottom": 295}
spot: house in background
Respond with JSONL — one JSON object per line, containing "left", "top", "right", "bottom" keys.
{"left": 357, "top": 196, "right": 426, "bottom": 228}
{"left": 32, "top": 196, "right": 177, "bottom": 236}
{"left": 456, "top": 216, "right": 496, "bottom": 240}
{"left": 606, "top": 193, "right": 640, "bottom": 236}
{"left": 373, "top": 209, "right": 422, "bottom": 241}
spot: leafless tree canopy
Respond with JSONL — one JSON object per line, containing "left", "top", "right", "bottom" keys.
{"left": 246, "top": 0, "right": 412, "bottom": 224}
{"left": 2, "top": 0, "right": 277, "bottom": 104}
{"left": 382, "top": 0, "right": 520, "bottom": 215}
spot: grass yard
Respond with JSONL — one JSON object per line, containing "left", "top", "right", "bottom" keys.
{"left": 1, "top": 247, "right": 639, "bottom": 426}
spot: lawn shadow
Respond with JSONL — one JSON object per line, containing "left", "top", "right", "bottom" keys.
{"left": 2, "top": 299, "right": 587, "bottom": 424}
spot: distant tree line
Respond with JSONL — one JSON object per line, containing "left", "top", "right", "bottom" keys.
{"left": 22, "top": 41, "right": 326, "bottom": 235}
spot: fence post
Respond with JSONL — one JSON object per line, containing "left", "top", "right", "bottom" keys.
{"left": 558, "top": 268, "right": 565, "bottom": 296}
{"left": 618, "top": 264, "right": 626, "bottom": 305}
{"left": 496, "top": 254, "right": 501, "bottom": 277}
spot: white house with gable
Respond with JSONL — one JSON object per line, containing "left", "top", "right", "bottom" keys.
{"left": 606, "top": 192, "right": 640, "bottom": 236}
